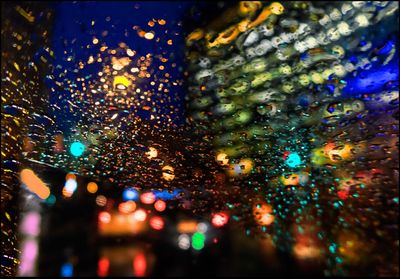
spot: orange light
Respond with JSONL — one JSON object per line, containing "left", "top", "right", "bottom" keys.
{"left": 118, "top": 201, "right": 136, "bottom": 214}
{"left": 154, "top": 200, "right": 166, "bottom": 212}
{"left": 211, "top": 212, "right": 229, "bottom": 228}
{"left": 293, "top": 243, "right": 321, "bottom": 259}
{"left": 62, "top": 187, "right": 73, "bottom": 198}
{"left": 323, "top": 142, "right": 336, "bottom": 155}
{"left": 23, "top": 137, "right": 34, "bottom": 152}
{"left": 133, "top": 252, "right": 147, "bottom": 277}
{"left": 99, "top": 212, "right": 111, "bottom": 224}
{"left": 97, "top": 257, "right": 109, "bottom": 277}
{"left": 149, "top": 216, "right": 164, "bottom": 230}
{"left": 140, "top": 192, "right": 155, "bottom": 204}
{"left": 87, "top": 182, "right": 98, "bottom": 194}
{"left": 20, "top": 169, "right": 50, "bottom": 199}
{"left": 133, "top": 209, "right": 147, "bottom": 222}
{"left": 253, "top": 202, "right": 275, "bottom": 226}
{"left": 65, "top": 173, "right": 76, "bottom": 181}
{"left": 259, "top": 213, "right": 275, "bottom": 226}
{"left": 177, "top": 220, "right": 198, "bottom": 233}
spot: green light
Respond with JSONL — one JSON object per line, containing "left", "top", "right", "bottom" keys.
{"left": 70, "top": 142, "right": 85, "bottom": 157}
{"left": 45, "top": 194, "right": 56, "bottom": 206}
{"left": 329, "top": 243, "right": 337, "bottom": 254}
{"left": 333, "top": 202, "right": 340, "bottom": 209}
{"left": 335, "top": 256, "right": 343, "bottom": 264}
{"left": 191, "top": 232, "right": 205, "bottom": 250}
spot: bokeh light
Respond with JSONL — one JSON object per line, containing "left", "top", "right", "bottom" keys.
{"left": 96, "top": 195, "right": 107, "bottom": 207}
{"left": 133, "top": 209, "right": 147, "bottom": 222}
{"left": 98, "top": 212, "right": 111, "bottom": 224}
{"left": 70, "top": 142, "right": 85, "bottom": 157}
{"left": 123, "top": 188, "right": 139, "bottom": 201}
{"left": 192, "top": 232, "right": 206, "bottom": 250}
{"left": 140, "top": 192, "right": 156, "bottom": 204}
{"left": 97, "top": 257, "right": 109, "bottom": 277}
{"left": 1, "top": 1, "right": 399, "bottom": 277}
{"left": 211, "top": 212, "right": 229, "bottom": 228}
{"left": 20, "top": 169, "right": 50, "bottom": 200}
{"left": 133, "top": 252, "right": 147, "bottom": 277}
{"left": 87, "top": 182, "right": 98, "bottom": 194}
{"left": 285, "top": 152, "right": 302, "bottom": 168}
{"left": 154, "top": 200, "right": 166, "bottom": 212}
{"left": 149, "top": 216, "right": 165, "bottom": 230}
{"left": 178, "top": 234, "right": 191, "bottom": 250}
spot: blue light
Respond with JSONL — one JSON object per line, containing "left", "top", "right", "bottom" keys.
{"left": 349, "top": 55, "right": 358, "bottom": 64}
{"left": 123, "top": 188, "right": 139, "bottom": 201}
{"left": 153, "top": 189, "right": 182, "bottom": 200}
{"left": 285, "top": 153, "right": 302, "bottom": 168}
{"left": 70, "top": 142, "right": 85, "bottom": 157}
{"left": 61, "top": 263, "right": 73, "bottom": 277}
{"left": 326, "top": 84, "right": 336, "bottom": 94}
{"left": 65, "top": 179, "right": 77, "bottom": 193}
{"left": 342, "top": 55, "right": 398, "bottom": 97}
{"left": 376, "top": 40, "right": 394, "bottom": 56}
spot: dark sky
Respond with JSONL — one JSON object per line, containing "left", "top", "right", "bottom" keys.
{"left": 45, "top": 1, "right": 226, "bottom": 135}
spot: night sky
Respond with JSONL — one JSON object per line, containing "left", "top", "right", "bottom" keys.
{"left": 45, "top": 1, "right": 225, "bottom": 135}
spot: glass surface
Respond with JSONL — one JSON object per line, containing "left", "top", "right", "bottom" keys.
{"left": 1, "top": 1, "right": 398, "bottom": 277}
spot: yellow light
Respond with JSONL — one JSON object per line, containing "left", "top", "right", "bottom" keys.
{"left": 187, "top": 29, "right": 204, "bottom": 42}
{"left": 145, "top": 147, "right": 158, "bottom": 159}
{"left": 162, "top": 165, "right": 175, "bottom": 181}
{"left": 311, "top": 147, "right": 330, "bottom": 165}
{"left": 158, "top": 19, "right": 166, "bottom": 25}
{"left": 327, "top": 143, "right": 354, "bottom": 161}
{"left": 113, "top": 76, "right": 131, "bottom": 90}
{"left": 270, "top": 2, "right": 284, "bottom": 15}
{"left": 87, "top": 182, "right": 98, "bottom": 194}
{"left": 238, "top": 1, "right": 262, "bottom": 16}
{"left": 111, "top": 57, "right": 131, "bottom": 70}
{"left": 127, "top": 49, "right": 136, "bottom": 57}
{"left": 15, "top": 6, "right": 35, "bottom": 22}
{"left": 227, "top": 158, "right": 253, "bottom": 176}
{"left": 144, "top": 32, "right": 155, "bottom": 40}
{"left": 252, "top": 202, "right": 275, "bottom": 226}
{"left": 280, "top": 173, "right": 299, "bottom": 186}
{"left": 20, "top": 169, "right": 50, "bottom": 199}
{"left": 293, "top": 243, "right": 321, "bottom": 260}
{"left": 216, "top": 153, "right": 229, "bottom": 166}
